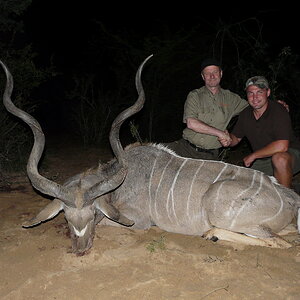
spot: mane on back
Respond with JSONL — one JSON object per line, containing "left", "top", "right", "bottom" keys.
{"left": 125, "top": 142, "right": 177, "bottom": 155}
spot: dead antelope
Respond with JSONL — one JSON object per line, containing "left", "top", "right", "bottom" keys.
{"left": 1, "top": 55, "right": 300, "bottom": 256}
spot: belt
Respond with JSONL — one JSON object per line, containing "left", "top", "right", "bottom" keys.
{"left": 187, "top": 140, "right": 215, "bottom": 154}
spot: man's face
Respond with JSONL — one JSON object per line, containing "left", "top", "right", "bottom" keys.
{"left": 201, "top": 65, "right": 222, "bottom": 88}
{"left": 246, "top": 85, "right": 270, "bottom": 110}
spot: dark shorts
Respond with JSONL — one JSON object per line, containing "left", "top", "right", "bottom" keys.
{"left": 251, "top": 148, "right": 300, "bottom": 176}
{"left": 163, "top": 138, "right": 220, "bottom": 160}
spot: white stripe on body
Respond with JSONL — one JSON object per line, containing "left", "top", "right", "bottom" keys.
{"left": 226, "top": 170, "right": 256, "bottom": 217}
{"left": 186, "top": 161, "right": 205, "bottom": 218}
{"left": 262, "top": 181, "right": 284, "bottom": 222}
{"left": 212, "top": 162, "right": 227, "bottom": 183}
{"left": 148, "top": 156, "right": 158, "bottom": 219}
{"left": 229, "top": 172, "right": 264, "bottom": 229}
{"left": 211, "top": 164, "right": 228, "bottom": 213}
{"left": 236, "top": 171, "right": 257, "bottom": 198}
{"left": 151, "top": 156, "right": 174, "bottom": 222}
{"left": 167, "top": 159, "right": 188, "bottom": 225}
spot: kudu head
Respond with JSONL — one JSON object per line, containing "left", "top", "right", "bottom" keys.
{"left": 1, "top": 55, "right": 153, "bottom": 255}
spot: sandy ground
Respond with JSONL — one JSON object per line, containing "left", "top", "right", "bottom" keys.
{"left": 1, "top": 140, "right": 300, "bottom": 300}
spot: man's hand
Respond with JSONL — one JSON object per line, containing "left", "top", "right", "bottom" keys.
{"left": 218, "top": 130, "right": 232, "bottom": 147}
{"left": 277, "top": 100, "right": 289, "bottom": 112}
{"left": 243, "top": 153, "right": 257, "bottom": 167}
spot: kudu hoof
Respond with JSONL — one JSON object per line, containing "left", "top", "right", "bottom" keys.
{"left": 210, "top": 236, "right": 219, "bottom": 242}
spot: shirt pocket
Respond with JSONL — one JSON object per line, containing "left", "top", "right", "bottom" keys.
{"left": 197, "top": 107, "right": 216, "bottom": 125}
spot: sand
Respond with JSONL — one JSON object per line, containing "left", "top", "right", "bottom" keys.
{"left": 1, "top": 141, "right": 300, "bottom": 300}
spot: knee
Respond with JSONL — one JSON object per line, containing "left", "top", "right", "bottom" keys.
{"left": 272, "top": 152, "right": 292, "bottom": 169}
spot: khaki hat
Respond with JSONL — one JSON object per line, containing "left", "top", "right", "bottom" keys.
{"left": 245, "top": 76, "right": 269, "bottom": 89}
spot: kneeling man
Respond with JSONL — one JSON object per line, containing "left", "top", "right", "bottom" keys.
{"left": 220, "top": 76, "right": 300, "bottom": 188}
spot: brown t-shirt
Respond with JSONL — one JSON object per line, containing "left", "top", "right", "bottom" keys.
{"left": 232, "top": 100, "right": 300, "bottom": 151}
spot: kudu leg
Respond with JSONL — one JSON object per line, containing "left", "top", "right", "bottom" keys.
{"left": 277, "top": 223, "right": 298, "bottom": 236}
{"left": 203, "top": 227, "right": 292, "bottom": 249}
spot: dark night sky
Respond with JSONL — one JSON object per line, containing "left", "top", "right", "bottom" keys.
{"left": 24, "top": 2, "right": 300, "bottom": 68}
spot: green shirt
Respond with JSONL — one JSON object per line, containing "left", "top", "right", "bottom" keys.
{"left": 182, "top": 86, "right": 248, "bottom": 149}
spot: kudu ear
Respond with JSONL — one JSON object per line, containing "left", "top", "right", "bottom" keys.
{"left": 84, "top": 167, "right": 127, "bottom": 203}
{"left": 94, "top": 198, "right": 134, "bottom": 226}
{"left": 22, "top": 199, "right": 64, "bottom": 227}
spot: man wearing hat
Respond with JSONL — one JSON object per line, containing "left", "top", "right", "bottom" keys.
{"left": 219, "top": 76, "right": 300, "bottom": 188}
{"left": 165, "top": 58, "right": 248, "bottom": 159}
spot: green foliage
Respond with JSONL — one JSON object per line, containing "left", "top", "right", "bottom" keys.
{"left": 146, "top": 236, "right": 166, "bottom": 253}
{"left": 0, "top": 0, "right": 54, "bottom": 172}
{"left": 66, "top": 73, "right": 124, "bottom": 146}
{"left": 88, "top": 23, "right": 207, "bottom": 142}
{"left": 129, "top": 121, "right": 143, "bottom": 144}
{"left": 0, "top": 0, "right": 32, "bottom": 32}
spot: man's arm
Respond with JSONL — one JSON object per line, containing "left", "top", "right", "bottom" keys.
{"left": 277, "top": 100, "right": 289, "bottom": 112}
{"left": 243, "top": 140, "right": 289, "bottom": 167}
{"left": 186, "top": 117, "right": 231, "bottom": 141}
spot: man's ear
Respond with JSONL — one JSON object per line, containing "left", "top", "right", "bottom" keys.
{"left": 267, "top": 88, "right": 271, "bottom": 97}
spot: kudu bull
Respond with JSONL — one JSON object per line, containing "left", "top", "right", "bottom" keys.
{"left": 1, "top": 56, "right": 300, "bottom": 255}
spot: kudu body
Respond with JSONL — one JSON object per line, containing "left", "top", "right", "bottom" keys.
{"left": 1, "top": 56, "right": 300, "bottom": 255}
